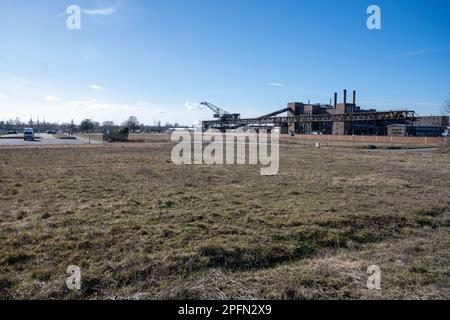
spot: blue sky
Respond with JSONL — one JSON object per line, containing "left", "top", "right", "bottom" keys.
{"left": 0, "top": 0, "right": 449, "bottom": 125}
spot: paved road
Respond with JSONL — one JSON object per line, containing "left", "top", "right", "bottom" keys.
{"left": 365, "top": 147, "right": 439, "bottom": 153}
{"left": 0, "top": 133, "right": 101, "bottom": 146}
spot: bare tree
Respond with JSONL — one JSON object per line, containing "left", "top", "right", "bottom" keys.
{"left": 102, "top": 121, "right": 115, "bottom": 129}
{"left": 80, "top": 119, "right": 95, "bottom": 133}
{"left": 442, "top": 96, "right": 450, "bottom": 116}
{"left": 123, "top": 116, "right": 140, "bottom": 132}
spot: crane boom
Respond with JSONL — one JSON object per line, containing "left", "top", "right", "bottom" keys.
{"left": 200, "top": 101, "right": 229, "bottom": 118}
{"left": 200, "top": 101, "right": 240, "bottom": 120}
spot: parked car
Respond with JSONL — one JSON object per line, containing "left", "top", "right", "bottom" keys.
{"left": 7, "top": 130, "right": 18, "bottom": 135}
{"left": 443, "top": 128, "right": 450, "bottom": 137}
{"left": 23, "top": 128, "right": 34, "bottom": 141}
{"left": 47, "top": 130, "right": 57, "bottom": 134}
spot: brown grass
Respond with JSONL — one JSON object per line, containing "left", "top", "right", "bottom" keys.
{"left": 0, "top": 140, "right": 449, "bottom": 299}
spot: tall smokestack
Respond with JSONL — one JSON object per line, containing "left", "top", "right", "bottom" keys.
{"left": 334, "top": 92, "right": 337, "bottom": 108}
{"left": 343, "top": 89, "right": 347, "bottom": 104}
{"left": 352, "top": 90, "right": 356, "bottom": 105}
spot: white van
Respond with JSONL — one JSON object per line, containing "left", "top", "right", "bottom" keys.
{"left": 443, "top": 128, "right": 449, "bottom": 138}
{"left": 23, "top": 128, "right": 34, "bottom": 141}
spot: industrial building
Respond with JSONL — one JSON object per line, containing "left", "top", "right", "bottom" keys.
{"left": 386, "top": 115, "right": 449, "bottom": 137}
{"left": 285, "top": 90, "right": 379, "bottom": 135}
{"left": 387, "top": 124, "right": 448, "bottom": 137}
{"left": 414, "top": 116, "right": 449, "bottom": 127}
{"left": 202, "top": 89, "right": 449, "bottom": 137}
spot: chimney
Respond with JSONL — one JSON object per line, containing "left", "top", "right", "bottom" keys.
{"left": 352, "top": 90, "right": 356, "bottom": 105}
{"left": 334, "top": 92, "right": 337, "bottom": 108}
{"left": 343, "top": 89, "right": 347, "bottom": 104}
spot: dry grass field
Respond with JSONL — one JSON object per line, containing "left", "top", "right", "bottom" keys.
{"left": 0, "top": 139, "right": 449, "bottom": 299}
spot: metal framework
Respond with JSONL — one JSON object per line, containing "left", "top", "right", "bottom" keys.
{"left": 202, "top": 110, "right": 416, "bottom": 130}
{"left": 257, "top": 107, "right": 291, "bottom": 119}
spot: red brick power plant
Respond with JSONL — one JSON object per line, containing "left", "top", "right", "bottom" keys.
{"left": 202, "top": 90, "right": 449, "bottom": 137}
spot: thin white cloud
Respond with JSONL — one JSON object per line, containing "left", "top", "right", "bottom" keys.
{"left": 69, "top": 99, "right": 97, "bottom": 107}
{"left": 90, "top": 85, "right": 102, "bottom": 91}
{"left": 269, "top": 82, "right": 284, "bottom": 87}
{"left": 391, "top": 47, "right": 450, "bottom": 58}
{"left": 58, "top": 6, "right": 117, "bottom": 17}
{"left": 0, "top": 94, "right": 7, "bottom": 98}
{"left": 0, "top": 73, "right": 57, "bottom": 91}
{"left": 82, "top": 7, "right": 117, "bottom": 16}
{"left": 185, "top": 101, "right": 204, "bottom": 111}
{"left": 69, "top": 99, "right": 135, "bottom": 111}
{"left": 42, "top": 96, "right": 61, "bottom": 102}
{"left": 137, "top": 100, "right": 152, "bottom": 107}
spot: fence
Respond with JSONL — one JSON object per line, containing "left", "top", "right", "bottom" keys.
{"left": 281, "top": 134, "right": 447, "bottom": 146}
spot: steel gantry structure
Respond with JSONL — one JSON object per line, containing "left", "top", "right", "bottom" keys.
{"left": 202, "top": 110, "right": 417, "bottom": 131}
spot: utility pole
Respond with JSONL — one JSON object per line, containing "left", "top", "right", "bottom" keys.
{"left": 70, "top": 119, "right": 74, "bottom": 136}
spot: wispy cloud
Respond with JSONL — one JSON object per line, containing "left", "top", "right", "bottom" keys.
{"left": 0, "top": 73, "right": 57, "bottom": 91}
{"left": 90, "top": 85, "right": 102, "bottom": 91}
{"left": 184, "top": 101, "right": 204, "bottom": 111}
{"left": 58, "top": 6, "right": 117, "bottom": 17}
{"left": 69, "top": 99, "right": 97, "bottom": 107}
{"left": 82, "top": 7, "right": 117, "bottom": 16}
{"left": 42, "top": 96, "right": 61, "bottom": 102}
{"left": 0, "top": 94, "right": 7, "bottom": 99}
{"left": 69, "top": 99, "right": 134, "bottom": 111}
{"left": 268, "top": 82, "right": 284, "bottom": 87}
{"left": 137, "top": 101, "right": 167, "bottom": 113}
{"left": 137, "top": 100, "right": 151, "bottom": 107}
{"left": 391, "top": 47, "right": 450, "bottom": 58}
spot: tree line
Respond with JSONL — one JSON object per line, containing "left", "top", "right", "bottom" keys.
{"left": 0, "top": 116, "right": 184, "bottom": 133}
